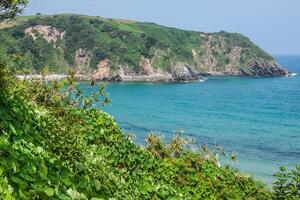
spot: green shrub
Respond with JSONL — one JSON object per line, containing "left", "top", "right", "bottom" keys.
{"left": 273, "top": 165, "right": 300, "bottom": 200}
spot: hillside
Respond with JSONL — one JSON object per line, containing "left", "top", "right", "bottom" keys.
{"left": 0, "top": 14, "right": 289, "bottom": 81}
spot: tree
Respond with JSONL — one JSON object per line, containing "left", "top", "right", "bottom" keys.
{"left": 0, "top": 0, "right": 28, "bottom": 21}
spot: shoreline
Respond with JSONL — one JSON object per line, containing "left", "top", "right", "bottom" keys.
{"left": 16, "top": 72, "right": 294, "bottom": 83}
{"left": 16, "top": 74, "right": 203, "bottom": 82}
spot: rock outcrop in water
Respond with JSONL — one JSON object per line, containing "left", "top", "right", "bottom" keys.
{"left": 0, "top": 14, "right": 289, "bottom": 81}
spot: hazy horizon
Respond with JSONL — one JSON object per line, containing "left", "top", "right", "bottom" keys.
{"left": 24, "top": 0, "right": 300, "bottom": 55}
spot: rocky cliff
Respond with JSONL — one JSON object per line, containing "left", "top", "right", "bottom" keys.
{"left": 0, "top": 14, "right": 289, "bottom": 81}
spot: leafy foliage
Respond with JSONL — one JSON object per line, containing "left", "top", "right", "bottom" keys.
{"left": 273, "top": 166, "right": 300, "bottom": 200}
{"left": 0, "top": 0, "right": 28, "bottom": 20}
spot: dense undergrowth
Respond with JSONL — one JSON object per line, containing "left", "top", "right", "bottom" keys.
{"left": 0, "top": 64, "right": 299, "bottom": 199}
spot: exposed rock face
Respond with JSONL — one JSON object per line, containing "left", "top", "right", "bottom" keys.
{"left": 87, "top": 54, "right": 288, "bottom": 82}
{"left": 110, "top": 58, "right": 198, "bottom": 82}
{"left": 92, "top": 59, "right": 111, "bottom": 80}
{"left": 25, "top": 25, "right": 65, "bottom": 44}
{"left": 192, "top": 36, "right": 219, "bottom": 72}
{"left": 0, "top": 20, "right": 19, "bottom": 30}
{"left": 240, "top": 60, "right": 288, "bottom": 77}
{"left": 91, "top": 56, "right": 190, "bottom": 82}
{"left": 197, "top": 63, "right": 288, "bottom": 77}
{"left": 140, "top": 56, "right": 154, "bottom": 75}
{"left": 118, "top": 68, "right": 174, "bottom": 82}
{"left": 171, "top": 62, "right": 198, "bottom": 81}
{"left": 116, "top": 57, "right": 174, "bottom": 81}
{"left": 227, "top": 46, "right": 242, "bottom": 72}
{"left": 75, "top": 49, "right": 92, "bottom": 74}
{"left": 191, "top": 35, "right": 289, "bottom": 78}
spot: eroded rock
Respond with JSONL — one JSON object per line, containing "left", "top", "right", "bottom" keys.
{"left": 140, "top": 56, "right": 154, "bottom": 75}
{"left": 25, "top": 25, "right": 65, "bottom": 44}
{"left": 75, "top": 49, "right": 92, "bottom": 74}
{"left": 171, "top": 63, "right": 198, "bottom": 81}
{"left": 92, "top": 59, "right": 111, "bottom": 80}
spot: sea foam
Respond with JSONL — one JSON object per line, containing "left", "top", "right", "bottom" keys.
{"left": 291, "top": 73, "right": 297, "bottom": 77}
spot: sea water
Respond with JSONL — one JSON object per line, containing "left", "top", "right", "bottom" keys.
{"left": 82, "top": 55, "right": 300, "bottom": 184}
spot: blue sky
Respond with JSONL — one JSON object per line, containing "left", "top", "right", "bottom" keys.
{"left": 24, "top": 0, "right": 300, "bottom": 55}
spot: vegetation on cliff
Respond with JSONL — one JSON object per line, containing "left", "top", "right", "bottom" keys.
{"left": 0, "top": 14, "right": 288, "bottom": 80}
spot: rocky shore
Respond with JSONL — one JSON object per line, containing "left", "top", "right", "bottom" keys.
{"left": 198, "top": 66, "right": 290, "bottom": 77}
{"left": 86, "top": 58, "right": 290, "bottom": 82}
{"left": 17, "top": 66, "right": 291, "bottom": 83}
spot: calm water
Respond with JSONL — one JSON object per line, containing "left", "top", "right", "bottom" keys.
{"left": 83, "top": 55, "right": 300, "bottom": 184}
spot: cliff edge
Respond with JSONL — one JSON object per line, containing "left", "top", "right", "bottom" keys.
{"left": 0, "top": 14, "right": 289, "bottom": 81}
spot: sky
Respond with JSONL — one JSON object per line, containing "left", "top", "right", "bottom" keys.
{"left": 24, "top": 0, "right": 300, "bottom": 55}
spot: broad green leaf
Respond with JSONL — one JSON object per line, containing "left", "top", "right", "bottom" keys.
{"left": 38, "top": 165, "right": 48, "bottom": 180}
{"left": 44, "top": 187, "right": 55, "bottom": 197}
{"left": 10, "top": 176, "right": 28, "bottom": 189}
{"left": 67, "top": 188, "right": 87, "bottom": 200}
{"left": 0, "top": 166, "right": 3, "bottom": 176}
{"left": 18, "top": 189, "right": 29, "bottom": 200}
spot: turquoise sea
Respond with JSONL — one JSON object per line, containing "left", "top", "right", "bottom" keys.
{"left": 83, "top": 55, "right": 300, "bottom": 184}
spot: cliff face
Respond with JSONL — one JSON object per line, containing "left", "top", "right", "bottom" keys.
{"left": 0, "top": 14, "right": 289, "bottom": 81}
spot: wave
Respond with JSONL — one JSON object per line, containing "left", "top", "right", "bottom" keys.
{"left": 287, "top": 73, "right": 297, "bottom": 77}
{"left": 291, "top": 73, "right": 297, "bottom": 77}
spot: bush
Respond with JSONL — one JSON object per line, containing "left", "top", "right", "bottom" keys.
{"left": 273, "top": 165, "right": 300, "bottom": 200}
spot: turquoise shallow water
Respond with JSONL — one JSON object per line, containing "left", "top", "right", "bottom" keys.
{"left": 82, "top": 55, "right": 300, "bottom": 184}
